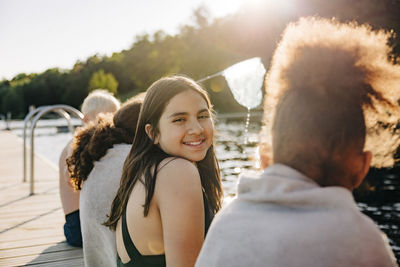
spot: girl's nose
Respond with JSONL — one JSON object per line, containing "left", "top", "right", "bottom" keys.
{"left": 188, "top": 120, "right": 203, "bottom": 135}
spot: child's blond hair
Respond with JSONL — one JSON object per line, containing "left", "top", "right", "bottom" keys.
{"left": 81, "top": 89, "right": 120, "bottom": 120}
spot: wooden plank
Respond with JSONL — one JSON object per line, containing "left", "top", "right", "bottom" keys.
{"left": 0, "top": 208, "right": 62, "bottom": 219}
{"left": 0, "top": 232, "right": 61, "bottom": 244}
{"left": 0, "top": 200, "right": 60, "bottom": 211}
{"left": 0, "top": 242, "right": 76, "bottom": 258}
{"left": 0, "top": 248, "right": 83, "bottom": 266}
{"left": 0, "top": 195, "right": 60, "bottom": 210}
{"left": 0, "top": 225, "right": 63, "bottom": 241}
{"left": 0, "top": 131, "right": 83, "bottom": 266}
{"left": 25, "top": 257, "right": 84, "bottom": 267}
{"left": 0, "top": 211, "right": 63, "bottom": 225}
{"left": 0, "top": 211, "right": 63, "bottom": 224}
{"left": 0, "top": 235, "right": 65, "bottom": 250}
{"left": 0, "top": 209, "right": 63, "bottom": 234}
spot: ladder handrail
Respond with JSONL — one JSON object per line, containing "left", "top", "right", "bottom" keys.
{"left": 23, "top": 105, "right": 83, "bottom": 195}
{"left": 23, "top": 106, "right": 47, "bottom": 182}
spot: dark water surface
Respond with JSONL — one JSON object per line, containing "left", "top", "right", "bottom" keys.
{"left": 356, "top": 168, "right": 400, "bottom": 263}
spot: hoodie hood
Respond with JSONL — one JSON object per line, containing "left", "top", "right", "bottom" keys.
{"left": 236, "top": 164, "right": 357, "bottom": 211}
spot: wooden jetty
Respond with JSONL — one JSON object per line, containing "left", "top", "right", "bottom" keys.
{"left": 0, "top": 130, "right": 83, "bottom": 266}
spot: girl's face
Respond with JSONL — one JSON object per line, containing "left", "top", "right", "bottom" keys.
{"left": 151, "top": 90, "right": 214, "bottom": 162}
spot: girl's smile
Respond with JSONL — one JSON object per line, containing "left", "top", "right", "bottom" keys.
{"left": 183, "top": 139, "right": 205, "bottom": 146}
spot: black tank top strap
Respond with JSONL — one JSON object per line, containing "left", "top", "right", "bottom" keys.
{"left": 202, "top": 192, "right": 214, "bottom": 235}
{"left": 121, "top": 210, "right": 142, "bottom": 260}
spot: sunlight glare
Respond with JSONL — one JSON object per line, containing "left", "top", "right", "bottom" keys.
{"left": 244, "top": 0, "right": 296, "bottom": 13}
{"left": 208, "top": 0, "right": 245, "bottom": 16}
{"left": 247, "top": 0, "right": 265, "bottom": 6}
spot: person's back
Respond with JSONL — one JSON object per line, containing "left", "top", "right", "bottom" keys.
{"left": 197, "top": 165, "right": 396, "bottom": 267}
{"left": 59, "top": 140, "right": 78, "bottom": 215}
{"left": 196, "top": 17, "right": 400, "bottom": 267}
{"left": 59, "top": 140, "right": 81, "bottom": 246}
{"left": 80, "top": 144, "right": 131, "bottom": 266}
{"left": 60, "top": 89, "right": 120, "bottom": 247}
{"left": 68, "top": 96, "right": 142, "bottom": 267}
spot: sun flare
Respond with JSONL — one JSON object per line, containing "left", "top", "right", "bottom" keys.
{"left": 243, "top": 0, "right": 296, "bottom": 13}
{"left": 209, "top": 0, "right": 244, "bottom": 16}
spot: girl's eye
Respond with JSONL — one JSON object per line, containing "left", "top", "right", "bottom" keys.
{"left": 198, "top": 114, "right": 210, "bottom": 119}
{"left": 172, "top": 118, "right": 185, "bottom": 123}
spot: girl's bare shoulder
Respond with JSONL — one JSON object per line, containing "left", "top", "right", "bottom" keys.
{"left": 158, "top": 157, "right": 198, "bottom": 174}
{"left": 156, "top": 157, "right": 201, "bottom": 190}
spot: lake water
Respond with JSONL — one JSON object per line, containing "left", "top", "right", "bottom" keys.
{"left": 5, "top": 117, "right": 400, "bottom": 263}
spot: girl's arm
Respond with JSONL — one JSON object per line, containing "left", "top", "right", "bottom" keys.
{"left": 155, "top": 158, "right": 205, "bottom": 267}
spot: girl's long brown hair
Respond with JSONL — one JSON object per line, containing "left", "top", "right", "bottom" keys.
{"left": 67, "top": 97, "right": 142, "bottom": 190}
{"left": 104, "top": 76, "right": 223, "bottom": 231}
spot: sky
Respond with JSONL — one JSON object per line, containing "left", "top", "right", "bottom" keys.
{"left": 0, "top": 0, "right": 249, "bottom": 80}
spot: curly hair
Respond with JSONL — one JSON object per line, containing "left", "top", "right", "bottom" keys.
{"left": 262, "top": 17, "right": 400, "bottom": 183}
{"left": 67, "top": 97, "right": 142, "bottom": 190}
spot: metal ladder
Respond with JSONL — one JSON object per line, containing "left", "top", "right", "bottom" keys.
{"left": 23, "top": 105, "right": 84, "bottom": 195}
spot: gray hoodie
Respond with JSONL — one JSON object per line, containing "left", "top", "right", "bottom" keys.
{"left": 196, "top": 164, "right": 397, "bottom": 267}
{"left": 80, "top": 144, "right": 131, "bottom": 267}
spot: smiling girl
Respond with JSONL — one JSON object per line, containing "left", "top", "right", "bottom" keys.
{"left": 104, "top": 75, "right": 223, "bottom": 267}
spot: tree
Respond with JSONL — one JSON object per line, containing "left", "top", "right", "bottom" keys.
{"left": 1, "top": 86, "right": 25, "bottom": 118}
{"left": 88, "top": 69, "right": 118, "bottom": 94}
{"left": 21, "top": 68, "right": 68, "bottom": 109}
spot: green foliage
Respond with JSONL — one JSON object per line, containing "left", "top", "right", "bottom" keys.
{"left": 88, "top": 69, "right": 119, "bottom": 94}
{"left": 1, "top": 86, "right": 24, "bottom": 118}
{"left": 23, "top": 69, "right": 68, "bottom": 107}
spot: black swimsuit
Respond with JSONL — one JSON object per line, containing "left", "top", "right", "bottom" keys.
{"left": 117, "top": 193, "right": 214, "bottom": 267}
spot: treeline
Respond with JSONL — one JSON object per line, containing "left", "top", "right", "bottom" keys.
{"left": 1, "top": 0, "right": 400, "bottom": 118}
